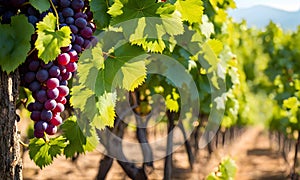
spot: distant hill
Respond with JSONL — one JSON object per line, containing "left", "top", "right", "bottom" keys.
{"left": 228, "top": 5, "right": 300, "bottom": 31}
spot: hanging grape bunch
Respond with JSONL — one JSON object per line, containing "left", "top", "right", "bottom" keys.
{"left": 19, "top": 0, "right": 97, "bottom": 138}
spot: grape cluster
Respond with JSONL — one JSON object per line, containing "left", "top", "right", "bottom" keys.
{"left": 58, "top": 0, "right": 97, "bottom": 54}
{"left": 19, "top": 0, "right": 97, "bottom": 138}
{"left": 21, "top": 48, "right": 78, "bottom": 138}
{"left": 0, "top": 0, "right": 26, "bottom": 24}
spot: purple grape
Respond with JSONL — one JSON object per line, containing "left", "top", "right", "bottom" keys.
{"left": 86, "top": 11, "right": 93, "bottom": 22}
{"left": 83, "top": 39, "right": 91, "bottom": 49}
{"left": 75, "top": 17, "right": 87, "bottom": 29}
{"left": 60, "top": 80, "right": 68, "bottom": 86}
{"left": 73, "top": 44, "right": 82, "bottom": 53}
{"left": 48, "top": 65, "right": 60, "bottom": 77}
{"left": 34, "top": 121, "right": 48, "bottom": 132}
{"left": 80, "top": 27, "right": 93, "bottom": 39}
{"left": 46, "top": 78, "right": 59, "bottom": 89}
{"left": 29, "top": 81, "right": 41, "bottom": 92}
{"left": 24, "top": 72, "right": 36, "bottom": 84}
{"left": 74, "top": 12, "right": 87, "bottom": 19}
{"left": 28, "top": 15, "right": 38, "bottom": 25}
{"left": 44, "top": 99, "right": 57, "bottom": 110}
{"left": 66, "top": 17, "right": 74, "bottom": 25}
{"left": 53, "top": 102, "right": 65, "bottom": 113}
{"left": 71, "top": 33, "right": 75, "bottom": 43}
{"left": 66, "top": 62, "right": 77, "bottom": 72}
{"left": 45, "top": 124, "right": 57, "bottom": 135}
{"left": 35, "top": 90, "right": 48, "bottom": 103}
{"left": 47, "top": 88, "right": 59, "bottom": 99}
{"left": 57, "top": 53, "right": 70, "bottom": 65}
{"left": 36, "top": 69, "right": 49, "bottom": 82}
{"left": 41, "top": 109, "right": 53, "bottom": 122}
{"left": 33, "top": 101, "right": 43, "bottom": 111}
{"left": 56, "top": 96, "right": 67, "bottom": 104}
{"left": 50, "top": 115, "right": 62, "bottom": 126}
{"left": 60, "top": 0, "right": 71, "bottom": 7}
{"left": 28, "top": 60, "right": 40, "bottom": 71}
{"left": 68, "top": 50, "right": 78, "bottom": 62}
{"left": 58, "top": 64, "right": 67, "bottom": 74}
{"left": 60, "top": 44, "right": 72, "bottom": 53}
{"left": 34, "top": 130, "right": 45, "bottom": 138}
{"left": 75, "top": 35, "right": 84, "bottom": 45}
{"left": 61, "top": 72, "right": 72, "bottom": 80}
{"left": 27, "top": 102, "right": 35, "bottom": 112}
{"left": 62, "top": 7, "right": 74, "bottom": 17}
{"left": 57, "top": 85, "right": 69, "bottom": 97}
{"left": 69, "top": 24, "right": 78, "bottom": 34}
{"left": 71, "top": 0, "right": 84, "bottom": 12}
{"left": 30, "top": 111, "right": 41, "bottom": 121}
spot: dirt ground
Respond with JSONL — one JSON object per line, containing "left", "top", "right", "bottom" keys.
{"left": 21, "top": 124, "right": 292, "bottom": 180}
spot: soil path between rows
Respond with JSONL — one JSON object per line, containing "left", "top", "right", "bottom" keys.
{"left": 22, "top": 127, "right": 290, "bottom": 179}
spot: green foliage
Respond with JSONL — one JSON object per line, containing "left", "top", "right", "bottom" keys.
{"left": 175, "top": 0, "right": 204, "bottom": 24}
{"left": 206, "top": 157, "right": 237, "bottom": 180}
{"left": 0, "top": 15, "right": 34, "bottom": 73}
{"left": 90, "top": 0, "right": 111, "bottom": 29}
{"left": 61, "top": 116, "right": 99, "bottom": 158}
{"left": 35, "top": 13, "right": 71, "bottom": 62}
{"left": 29, "top": 136, "right": 67, "bottom": 169}
{"left": 29, "top": 0, "right": 50, "bottom": 13}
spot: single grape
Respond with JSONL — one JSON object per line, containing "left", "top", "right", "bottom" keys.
{"left": 30, "top": 111, "right": 41, "bottom": 121}
{"left": 45, "top": 124, "right": 57, "bottom": 135}
{"left": 34, "top": 130, "right": 45, "bottom": 138}
{"left": 57, "top": 85, "right": 69, "bottom": 97}
{"left": 61, "top": 72, "right": 72, "bottom": 80}
{"left": 80, "top": 27, "right": 93, "bottom": 39}
{"left": 57, "top": 53, "right": 70, "bottom": 65}
{"left": 47, "top": 88, "right": 59, "bottom": 99}
{"left": 69, "top": 24, "right": 78, "bottom": 34}
{"left": 58, "top": 64, "right": 67, "bottom": 74}
{"left": 34, "top": 121, "right": 48, "bottom": 132}
{"left": 75, "top": 35, "right": 84, "bottom": 45}
{"left": 24, "top": 71, "right": 36, "bottom": 84}
{"left": 35, "top": 89, "right": 48, "bottom": 103}
{"left": 28, "top": 60, "right": 40, "bottom": 71}
{"left": 53, "top": 102, "right": 65, "bottom": 113}
{"left": 48, "top": 65, "right": 60, "bottom": 77}
{"left": 40, "top": 109, "right": 53, "bottom": 122}
{"left": 73, "top": 44, "right": 82, "bottom": 53}
{"left": 28, "top": 15, "right": 38, "bottom": 25}
{"left": 27, "top": 102, "right": 35, "bottom": 112}
{"left": 62, "top": 7, "right": 74, "bottom": 17}
{"left": 83, "top": 39, "right": 91, "bottom": 49}
{"left": 66, "top": 17, "right": 74, "bottom": 25}
{"left": 71, "top": 0, "right": 84, "bottom": 12}
{"left": 60, "top": 0, "right": 71, "bottom": 7}
{"left": 44, "top": 99, "right": 57, "bottom": 110}
{"left": 46, "top": 78, "right": 59, "bottom": 89}
{"left": 50, "top": 115, "right": 62, "bottom": 126}
{"left": 56, "top": 96, "right": 67, "bottom": 104}
{"left": 68, "top": 50, "right": 78, "bottom": 62}
{"left": 66, "top": 62, "right": 77, "bottom": 72}
{"left": 28, "top": 81, "right": 41, "bottom": 92}
{"left": 36, "top": 69, "right": 49, "bottom": 82}
{"left": 75, "top": 17, "right": 87, "bottom": 29}
{"left": 33, "top": 101, "right": 44, "bottom": 111}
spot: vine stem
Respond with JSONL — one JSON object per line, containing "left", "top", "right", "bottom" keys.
{"left": 48, "top": 0, "right": 60, "bottom": 30}
{"left": 19, "top": 140, "right": 29, "bottom": 148}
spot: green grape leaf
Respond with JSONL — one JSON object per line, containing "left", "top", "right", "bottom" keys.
{"left": 61, "top": 116, "right": 99, "bottom": 158}
{"left": 77, "top": 44, "right": 104, "bottom": 91}
{"left": 90, "top": 0, "right": 111, "bottom": 29}
{"left": 70, "top": 85, "right": 95, "bottom": 111}
{"left": 0, "top": 15, "right": 34, "bottom": 73}
{"left": 108, "top": 0, "right": 183, "bottom": 53}
{"left": 92, "top": 92, "right": 117, "bottom": 129}
{"left": 200, "top": 15, "right": 215, "bottom": 38}
{"left": 175, "top": 0, "right": 204, "bottom": 24}
{"left": 35, "top": 13, "right": 71, "bottom": 63}
{"left": 29, "top": 136, "right": 67, "bottom": 169}
{"left": 96, "top": 44, "right": 148, "bottom": 94}
{"left": 29, "top": 0, "right": 50, "bottom": 13}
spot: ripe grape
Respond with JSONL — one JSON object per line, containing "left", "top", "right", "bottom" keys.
{"left": 24, "top": 72, "right": 36, "bottom": 84}
{"left": 50, "top": 115, "right": 62, "bottom": 126}
{"left": 80, "top": 27, "right": 93, "bottom": 39}
{"left": 36, "top": 69, "right": 49, "bottom": 82}
{"left": 44, "top": 99, "right": 57, "bottom": 110}
{"left": 46, "top": 78, "right": 59, "bottom": 89}
{"left": 28, "top": 81, "right": 41, "bottom": 92}
{"left": 62, "top": 7, "right": 74, "bottom": 17}
{"left": 48, "top": 65, "right": 60, "bottom": 77}
{"left": 57, "top": 85, "right": 69, "bottom": 97}
{"left": 66, "top": 62, "right": 77, "bottom": 72}
{"left": 30, "top": 111, "right": 41, "bottom": 121}
{"left": 35, "top": 89, "right": 48, "bottom": 103}
{"left": 45, "top": 124, "right": 57, "bottom": 135}
{"left": 75, "top": 17, "right": 87, "bottom": 29}
{"left": 28, "top": 60, "right": 40, "bottom": 71}
{"left": 34, "top": 121, "right": 48, "bottom": 132}
{"left": 57, "top": 53, "right": 70, "bottom": 65}
{"left": 41, "top": 109, "right": 53, "bottom": 122}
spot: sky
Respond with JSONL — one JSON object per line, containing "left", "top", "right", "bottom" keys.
{"left": 234, "top": 0, "right": 300, "bottom": 11}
